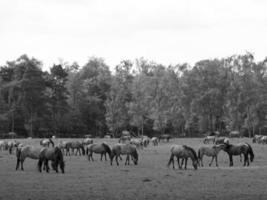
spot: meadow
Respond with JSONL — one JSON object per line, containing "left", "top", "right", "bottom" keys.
{"left": 1, "top": 138, "right": 267, "bottom": 200}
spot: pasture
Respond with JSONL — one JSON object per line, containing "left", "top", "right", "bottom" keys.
{"left": 1, "top": 138, "right": 267, "bottom": 200}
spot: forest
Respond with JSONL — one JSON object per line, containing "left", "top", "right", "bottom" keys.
{"left": 0, "top": 53, "right": 266, "bottom": 138}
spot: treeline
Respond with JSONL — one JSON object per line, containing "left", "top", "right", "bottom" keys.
{"left": 0, "top": 53, "right": 266, "bottom": 138}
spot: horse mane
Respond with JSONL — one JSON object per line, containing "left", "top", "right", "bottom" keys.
{"left": 102, "top": 143, "right": 111, "bottom": 156}
{"left": 49, "top": 138, "right": 55, "bottom": 147}
{"left": 183, "top": 145, "right": 198, "bottom": 160}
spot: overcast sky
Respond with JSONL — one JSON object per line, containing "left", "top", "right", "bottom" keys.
{"left": 1, "top": 0, "right": 267, "bottom": 70}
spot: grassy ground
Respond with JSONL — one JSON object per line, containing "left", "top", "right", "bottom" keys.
{"left": 1, "top": 138, "right": 267, "bottom": 200}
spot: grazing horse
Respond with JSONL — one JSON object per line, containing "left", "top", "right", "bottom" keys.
{"left": 86, "top": 143, "right": 112, "bottom": 161}
{"left": 40, "top": 138, "right": 54, "bottom": 147}
{"left": 38, "top": 147, "right": 65, "bottom": 173}
{"left": 167, "top": 145, "right": 198, "bottom": 170}
{"left": 203, "top": 136, "right": 216, "bottom": 144}
{"left": 222, "top": 142, "right": 254, "bottom": 166}
{"left": 65, "top": 141, "right": 85, "bottom": 156}
{"left": 159, "top": 134, "right": 172, "bottom": 142}
{"left": 110, "top": 143, "right": 138, "bottom": 166}
{"left": 198, "top": 144, "right": 225, "bottom": 167}
{"left": 142, "top": 136, "right": 150, "bottom": 147}
{"left": 151, "top": 137, "right": 159, "bottom": 146}
{"left": 16, "top": 145, "right": 44, "bottom": 170}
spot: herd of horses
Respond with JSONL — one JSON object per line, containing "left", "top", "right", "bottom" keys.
{"left": 0, "top": 133, "right": 259, "bottom": 174}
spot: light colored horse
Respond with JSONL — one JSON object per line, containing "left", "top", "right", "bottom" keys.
{"left": 110, "top": 143, "right": 138, "bottom": 166}
{"left": 167, "top": 145, "right": 198, "bottom": 170}
{"left": 7, "top": 140, "right": 20, "bottom": 154}
{"left": 118, "top": 135, "right": 131, "bottom": 143}
{"left": 0, "top": 140, "right": 8, "bottom": 151}
{"left": 215, "top": 137, "right": 229, "bottom": 145}
{"left": 86, "top": 143, "right": 112, "bottom": 161}
{"left": 130, "top": 138, "right": 143, "bottom": 149}
{"left": 198, "top": 144, "right": 225, "bottom": 167}
{"left": 40, "top": 138, "right": 54, "bottom": 147}
{"left": 82, "top": 138, "right": 93, "bottom": 146}
{"left": 203, "top": 136, "right": 216, "bottom": 144}
{"left": 260, "top": 136, "right": 267, "bottom": 144}
{"left": 142, "top": 136, "right": 150, "bottom": 147}
{"left": 151, "top": 137, "right": 159, "bottom": 146}
{"left": 16, "top": 145, "right": 45, "bottom": 170}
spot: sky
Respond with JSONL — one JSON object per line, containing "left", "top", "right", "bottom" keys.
{"left": 1, "top": 0, "right": 267, "bottom": 71}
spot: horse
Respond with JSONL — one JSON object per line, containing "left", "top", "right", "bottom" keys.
{"left": 142, "top": 136, "right": 150, "bottom": 147}
{"left": 110, "top": 143, "right": 138, "bottom": 166}
{"left": 158, "top": 134, "right": 172, "bottom": 142}
{"left": 38, "top": 147, "right": 65, "bottom": 173}
{"left": 167, "top": 145, "right": 198, "bottom": 170}
{"left": 151, "top": 137, "right": 159, "bottom": 146}
{"left": 198, "top": 144, "right": 225, "bottom": 167}
{"left": 86, "top": 143, "right": 112, "bottom": 161}
{"left": 16, "top": 145, "right": 45, "bottom": 170}
{"left": 222, "top": 142, "right": 254, "bottom": 166}
{"left": 82, "top": 138, "right": 93, "bottom": 146}
{"left": 259, "top": 136, "right": 267, "bottom": 144}
{"left": 7, "top": 140, "right": 20, "bottom": 154}
{"left": 215, "top": 137, "right": 229, "bottom": 145}
{"left": 203, "top": 136, "right": 216, "bottom": 144}
{"left": 40, "top": 138, "right": 55, "bottom": 147}
{"left": 118, "top": 135, "right": 131, "bottom": 143}
{"left": 0, "top": 140, "right": 8, "bottom": 151}
{"left": 229, "top": 131, "right": 241, "bottom": 138}
{"left": 65, "top": 141, "right": 85, "bottom": 156}
{"left": 130, "top": 138, "right": 143, "bottom": 149}
{"left": 252, "top": 135, "right": 263, "bottom": 144}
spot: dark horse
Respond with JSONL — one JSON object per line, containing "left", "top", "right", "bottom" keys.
{"left": 38, "top": 147, "right": 65, "bottom": 173}
{"left": 223, "top": 143, "right": 254, "bottom": 166}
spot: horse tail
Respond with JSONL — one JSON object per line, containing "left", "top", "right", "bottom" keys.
{"left": 102, "top": 143, "right": 111, "bottom": 158}
{"left": 49, "top": 138, "right": 55, "bottom": 147}
{"left": 245, "top": 143, "right": 254, "bottom": 162}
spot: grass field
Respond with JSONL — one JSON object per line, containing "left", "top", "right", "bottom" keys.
{"left": 1, "top": 138, "right": 267, "bottom": 200}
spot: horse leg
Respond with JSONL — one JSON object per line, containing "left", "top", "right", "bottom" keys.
{"left": 184, "top": 158, "right": 188, "bottom": 170}
{"left": 16, "top": 157, "right": 20, "bottom": 170}
{"left": 38, "top": 159, "right": 42, "bottom": 172}
{"left": 125, "top": 155, "right": 129, "bottom": 165}
{"left": 21, "top": 159, "right": 24, "bottom": 171}
{"left": 100, "top": 153, "right": 103, "bottom": 161}
{"left": 116, "top": 155, "right": 119, "bottom": 166}
{"left": 240, "top": 155, "right": 242, "bottom": 162}
{"left": 104, "top": 153, "right": 107, "bottom": 161}
{"left": 209, "top": 156, "right": 214, "bottom": 166}
{"left": 45, "top": 159, "right": 49, "bottom": 173}
{"left": 199, "top": 154, "right": 204, "bottom": 167}
{"left": 177, "top": 156, "right": 181, "bottom": 169}
{"left": 229, "top": 155, "right": 233, "bottom": 167}
{"left": 215, "top": 156, "right": 218, "bottom": 167}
